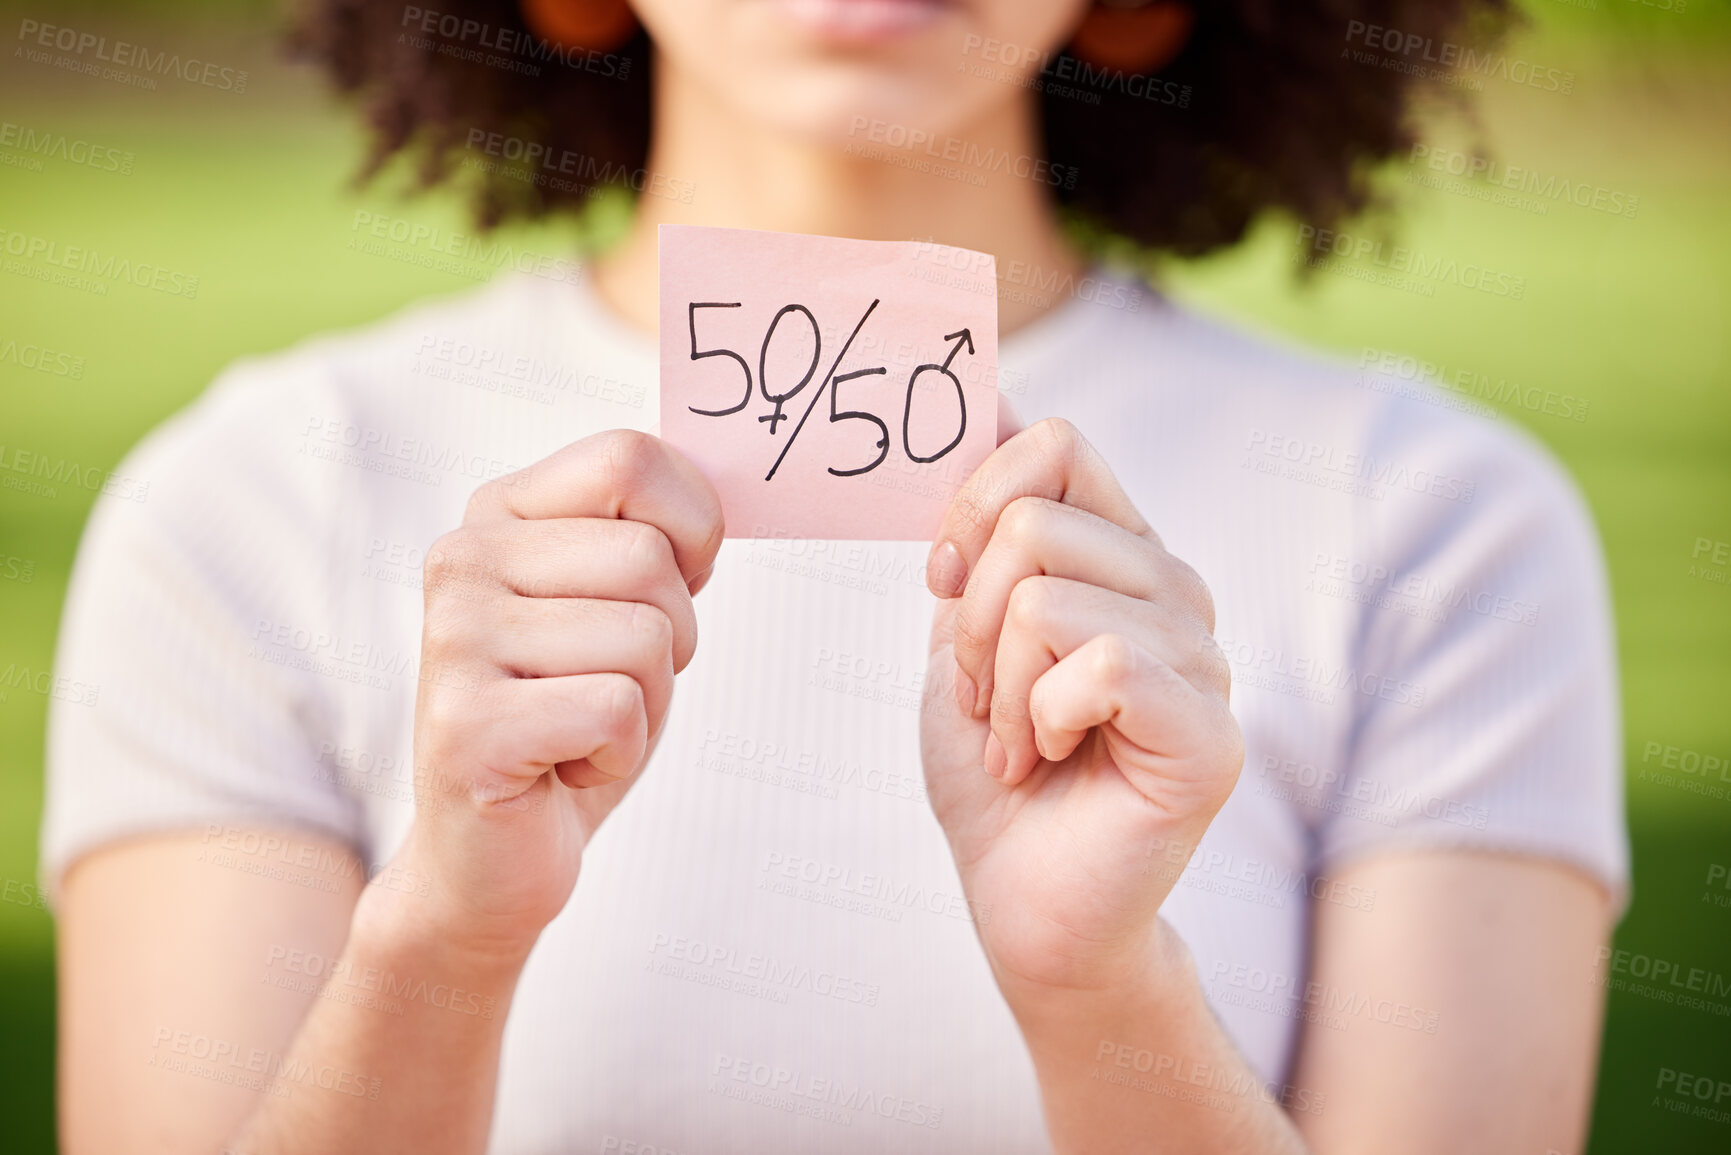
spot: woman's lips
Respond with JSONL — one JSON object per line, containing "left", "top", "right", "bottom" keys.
{"left": 774, "top": 0, "right": 952, "bottom": 42}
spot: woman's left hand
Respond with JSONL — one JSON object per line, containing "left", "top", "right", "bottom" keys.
{"left": 921, "top": 418, "right": 1244, "bottom": 1005}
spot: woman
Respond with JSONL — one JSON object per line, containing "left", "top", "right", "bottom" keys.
{"left": 47, "top": 0, "right": 1626, "bottom": 1152}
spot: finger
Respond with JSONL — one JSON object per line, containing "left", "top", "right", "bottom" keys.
{"left": 464, "top": 430, "right": 725, "bottom": 589}
{"left": 990, "top": 578, "right": 1217, "bottom": 784}
{"left": 923, "top": 602, "right": 974, "bottom": 727}
{"left": 997, "top": 396, "right": 1026, "bottom": 445}
{"left": 427, "top": 518, "right": 699, "bottom": 669}
{"left": 480, "top": 597, "right": 676, "bottom": 726}
{"left": 951, "top": 496, "right": 1172, "bottom": 714}
{"left": 487, "top": 673, "right": 648, "bottom": 789}
{"left": 926, "top": 417, "right": 1153, "bottom": 599}
{"left": 1024, "top": 635, "right": 1235, "bottom": 810}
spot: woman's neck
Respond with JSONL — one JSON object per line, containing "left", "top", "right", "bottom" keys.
{"left": 592, "top": 51, "right": 1085, "bottom": 337}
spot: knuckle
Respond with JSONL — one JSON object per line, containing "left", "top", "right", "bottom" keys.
{"left": 1033, "top": 416, "right": 1083, "bottom": 461}
{"left": 1177, "top": 560, "right": 1217, "bottom": 626}
{"left": 596, "top": 428, "right": 660, "bottom": 496}
{"left": 1005, "top": 576, "right": 1056, "bottom": 632}
{"left": 1092, "top": 633, "right": 1140, "bottom": 686}
{"left": 599, "top": 675, "right": 644, "bottom": 732}
{"left": 463, "top": 477, "right": 507, "bottom": 523}
{"left": 1210, "top": 709, "right": 1247, "bottom": 780}
{"left": 695, "top": 493, "right": 727, "bottom": 562}
{"left": 423, "top": 529, "right": 488, "bottom": 598}
{"left": 1195, "top": 632, "right": 1233, "bottom": 694}
{"left": 630, "top": 600, "right": 675, "bottom": 656}
{"left": 422, "top": 529, "right": 466, "bottom": 582}
{"left": 621, "top": 520, "right": 675, "bottom": 583}
{"left": 998, "top": 495, "right": 1051, "bottom": 545}
{"left": 418, "top": 680, "right": 481, "bottom": 754}
{"left": 419, "top": 596, "right": 471, "bottom": 658}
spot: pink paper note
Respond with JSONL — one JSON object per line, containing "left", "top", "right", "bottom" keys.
{"left": 658, "top": 224, "right": 999, "bottom": 540}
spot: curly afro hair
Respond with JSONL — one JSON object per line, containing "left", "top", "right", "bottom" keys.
{"left": 292, "top": 0, "right": 1512, "bottom": 257}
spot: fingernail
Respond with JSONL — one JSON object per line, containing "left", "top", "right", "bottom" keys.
{"left": 983, "top": 733, "right": 1007, "bottom": 780}
{"left": 954, "top": 664, "right": 977, "bottom": 717}
{"left": 973, "top": 673, "right": 993, "bottom": 720}
{"left": 927, "top": 541, "right": 967, "bottom": 598}
{"left": 687, "top": 565, "right": 714, "bottom": 596}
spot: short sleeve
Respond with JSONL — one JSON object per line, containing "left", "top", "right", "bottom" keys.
{"left": 1314, "top": 406, "right": 1629, "bottom": 911}
{"left": 39, "top": 359, "right": 366, "bottom": 903}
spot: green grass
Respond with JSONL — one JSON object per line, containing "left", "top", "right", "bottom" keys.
{"left": 2, "top": 10, "right": 1729, "bottom": 1153}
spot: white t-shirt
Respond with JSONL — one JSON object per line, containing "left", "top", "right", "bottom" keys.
{"left": 42, "top": 268, "right": 1627, "bottom": 1153}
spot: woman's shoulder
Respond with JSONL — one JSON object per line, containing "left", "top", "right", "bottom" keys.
{"left": 1055, "top": 274, "right": 1589, "bottom": 525}
{"left": 115, "top": 272, "right": 649, "bottom": 530}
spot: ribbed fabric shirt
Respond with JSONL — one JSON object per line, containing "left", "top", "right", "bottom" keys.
{"left": 43, "top": 268, "right": 1628, "bottom": 1154}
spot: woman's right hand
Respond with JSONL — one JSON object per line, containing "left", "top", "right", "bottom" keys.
{"left": 386, "top": 430, "right": 725, "bottom": 963}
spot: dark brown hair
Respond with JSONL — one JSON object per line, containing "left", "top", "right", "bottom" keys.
{"left": 293, "top": 1, "right": 1511, "bottom": 257}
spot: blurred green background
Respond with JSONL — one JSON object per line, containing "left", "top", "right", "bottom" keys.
{"left": 2, "top": 1, "right": 1728, "bottom": 1150}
